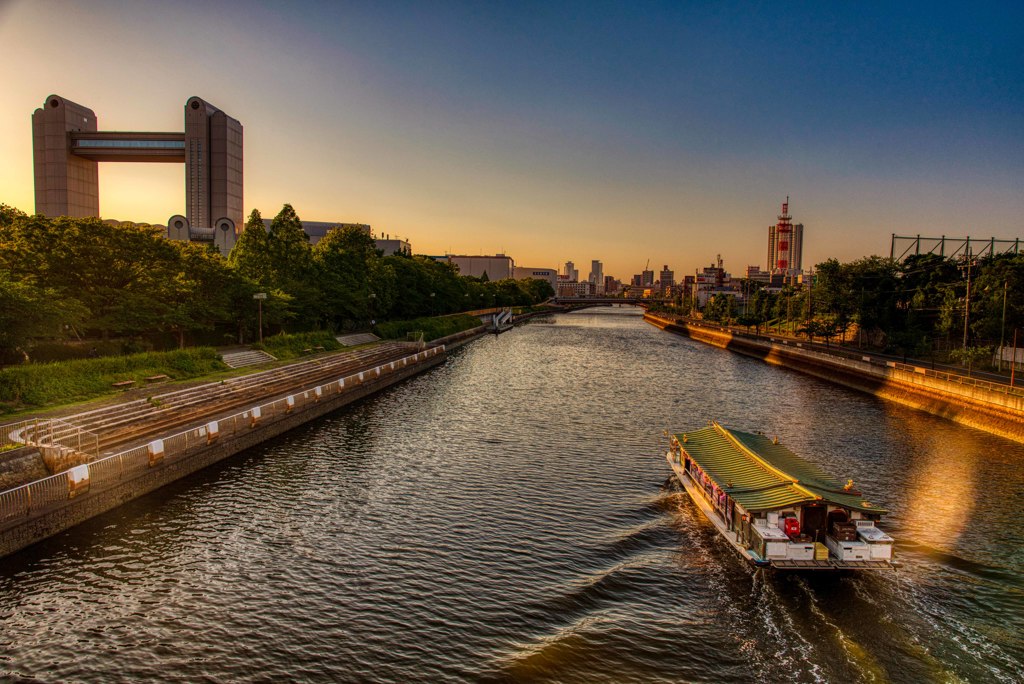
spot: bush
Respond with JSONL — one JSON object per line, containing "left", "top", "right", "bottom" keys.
{"left": 0, "top": 348, "right": 226, "bottom": 411}
{"left": 28, "top": 340, "right": 143, "bottom": 363}
{"left": 252, "top": 331, "right": 342, "bottom": 360}
{"left": 374, "top": 314, "right": 482, "bottom": 341}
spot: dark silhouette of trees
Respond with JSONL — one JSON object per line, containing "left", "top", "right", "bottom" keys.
{"left": 0, "top": 204, "right": 554, "bottom": 361}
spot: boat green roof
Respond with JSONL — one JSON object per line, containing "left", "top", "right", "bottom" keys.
{"left": 672, "top": 423, "right": 887, "bottom": 514}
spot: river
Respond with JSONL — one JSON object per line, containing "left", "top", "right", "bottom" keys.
{"left": 1, "top": 308, "right": 1021, "bottom": 683}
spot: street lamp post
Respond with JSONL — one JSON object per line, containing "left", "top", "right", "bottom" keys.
{"left": 253, "top": 292, "right": 267, "bottom": 343}
{"left": 961, "top": 254, "right": 975, "bottom": 355}
{"left": 958, "top": 253, "right": 978, "bottom": 376}
{"left": 999, "top": 280, "right": 1008, "bottom": 372}
{"left": 1012, "top": 328, "right": 1018, "bottom": 387}
{"left": 368, "top": 292, "right": 376, "bottom": 328}
{"left": 787, "top": 288, "right": 793, "bottom": 336}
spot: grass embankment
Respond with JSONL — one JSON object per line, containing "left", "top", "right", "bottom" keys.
{"left": 252, "top": 331, "right": 343, "bottom": 361}
{"left": 374, "top": 314, "right": 482, "bottom": 341}
{"left": 0, "top": 348, "right": 226, "bottom": 414}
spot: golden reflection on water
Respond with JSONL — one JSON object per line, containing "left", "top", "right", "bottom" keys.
{"left": 900, "top": 417, "right": 978, "bottom": 551}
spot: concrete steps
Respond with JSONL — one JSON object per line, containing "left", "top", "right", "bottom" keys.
{"left": 336, "top": 333, "right": 380, "bottom": 346}
{"left": 53, "top": 342, "right": 416, "bottom": 453}
{"left": 221, "top": 349, "right": 277, "bottom": 368}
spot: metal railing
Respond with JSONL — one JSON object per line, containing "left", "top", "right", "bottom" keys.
{"left": 0, "top": 346, "right": 446, "bottom": 529}
{"left": 0, "top": 418, "right": 100, "bottom": 459}
{"left": 650, "top": 313, "right": 1024, "bottom": 401}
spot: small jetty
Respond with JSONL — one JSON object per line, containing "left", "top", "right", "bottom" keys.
{"left": 666, "top": 422, "right": 894, "bottom": 570}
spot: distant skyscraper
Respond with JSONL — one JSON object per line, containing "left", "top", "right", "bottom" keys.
{"left": 659, "top": 265, "right": 674, "bottom": 289}
{"left": 589, "top": 260, "right": 604, "bottom": 293}
{"left": 767, "top": 197, "right": 804, "bottom": 276}
{"left": 641, "top": 269, "right": 654, "bottom": 288}
{"left": 564, "top": 260, "right": 579, "bottom": 283}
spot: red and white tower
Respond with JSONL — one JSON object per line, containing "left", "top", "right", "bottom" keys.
{"left": 767, "top": 197, "right": 803, "bottom": 276}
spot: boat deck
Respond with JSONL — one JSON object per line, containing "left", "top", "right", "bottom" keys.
{"left": 770, "top": 559, "right": 893, "bottom": 571}
{"left": 668, "top": 451, "right": 894, "bottom": 572}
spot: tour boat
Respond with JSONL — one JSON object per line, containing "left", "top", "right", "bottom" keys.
{"left": 665, "top": 422, "right": 894, "bottom": 570}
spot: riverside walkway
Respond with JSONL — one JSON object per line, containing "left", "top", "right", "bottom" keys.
{"left": 0, "top": 341, "right": 422, "bottom": 485}
{"left": 668, "top": 314, "right": 1023, "bottom": 397}
{"left": 647, "top": 312, "right": 1024, "bottom": 443}
{"left": 0, "top": 339, "right": 454, "bottom": 555}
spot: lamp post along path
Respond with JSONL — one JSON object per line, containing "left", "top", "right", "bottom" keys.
{"left": 253, "top": 292, "right": 267, "bottom": 343}
{"left": 1000, "top": 280, "right": 1008, "bottom": 372}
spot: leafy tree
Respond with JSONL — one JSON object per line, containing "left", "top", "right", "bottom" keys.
{"left": 229, "top": 209, "right": 272, "bottom": 285}
{"left": 798, "top": 319, "right": 823, "bottom": 343}
{"left": 0, "top": 204, "right": 26, "bottom": 228}
{"left": 266, "top": 204, "right": 312, "bottom": 287}
{"left": 704, "top": 293, "right": 736, "bottom": 323}
{"left": 165, "top": 242, "right": 237, "bottom": 348}
{"left": 11, "top": 217, "right": 180, "bottom": 338}
{"left": 735, "top": 313, "right": 760, "bottom": 333}
{"left": 0, "top": 270, "right": 85, "bottom": 359}
{"left": 969, "top": 254, "right": 1024, "bottom": 346}
{"left": 313, "top": 225, "right": 381, "bottom": 326}
{"left": 266, "top": 204, "right": 318, "bottom": 328}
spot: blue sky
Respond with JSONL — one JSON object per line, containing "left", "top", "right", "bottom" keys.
{"left": 1, "top": 0, "right": 1020, "bottom": 278}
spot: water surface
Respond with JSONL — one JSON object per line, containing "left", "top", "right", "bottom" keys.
{"left": 1, "top": 308, "right": 1021, "bottom": 682}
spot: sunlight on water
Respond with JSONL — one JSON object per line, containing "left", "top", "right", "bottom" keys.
{"left": 903, "top": 428, "right": 979, "bottom": 551}
{"left": 0, "top": 308, "right": 1021, "bottom": 682}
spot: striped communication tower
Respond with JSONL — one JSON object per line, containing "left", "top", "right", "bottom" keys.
{"left": 767, "top": 196, "right": 803, "bottom": 276}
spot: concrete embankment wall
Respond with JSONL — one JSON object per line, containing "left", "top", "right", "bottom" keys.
{"left": 433, "top": 325, "right": 487, "bottom": 349}
{"left": 0, "top": 349, "right": 448, "bottom": 559}
{"left": 645, "top": 313, "right": 1024, "bottom": 443}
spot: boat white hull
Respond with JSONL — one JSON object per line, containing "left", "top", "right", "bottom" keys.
{"left": 666, "top": 452, "right": 893, "bottom": 571}
{"left": 667, "top": 452, "right": 768, "bottom": 567}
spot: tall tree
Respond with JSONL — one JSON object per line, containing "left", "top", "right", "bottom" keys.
{"left": 267, "top": 204, "right": 312, "bottom": 289}
{"left": 165, "top": 242, "right": 238, "bottom": 348}
{"left": 266, "top": 204, "right": 318, "bottom": 328}
{"left": 0, "top": 270, "right": 85, "bottom": 360}
{"left": 229, "top": 209, "right": 272, "bottom": 285}
{"left": 313, "top": 225, "right": 381, "bottom": 326}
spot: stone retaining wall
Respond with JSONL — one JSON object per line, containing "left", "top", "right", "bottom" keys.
{"left": 431, "top": 325, "right": 488, "bottom": 350}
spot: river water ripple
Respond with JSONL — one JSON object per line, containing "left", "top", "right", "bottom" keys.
{"left": 1, "top": 308, "right": 1022, "bottom": 683}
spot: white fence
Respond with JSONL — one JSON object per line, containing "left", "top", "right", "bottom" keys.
{"left": 1, "top": 418, "right": 100, "bottom": 459}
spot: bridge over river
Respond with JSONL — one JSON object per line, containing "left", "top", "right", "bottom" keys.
{"left": 551, "top": 295, "right": 671, "bottom": 306}
{"left": 0, "top": 307, "right": 1020, "bottom": 682}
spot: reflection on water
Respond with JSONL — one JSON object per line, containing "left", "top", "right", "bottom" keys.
{"left": 0, "top": 307, "right": 1022, "bottom": 683}
{"left": 903, "top": 428, "right": 979, "bottom": 550}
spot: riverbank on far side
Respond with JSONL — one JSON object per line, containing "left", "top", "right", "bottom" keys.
{"left": 645, "top": 312, "right": 1024, "bottom": 444}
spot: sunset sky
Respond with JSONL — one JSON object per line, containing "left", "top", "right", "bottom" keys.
{"left": 1, "top": 1, "right": 1021, "bottom": 279}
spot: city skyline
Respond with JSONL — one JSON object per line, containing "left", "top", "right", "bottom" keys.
{"left": 1, "top": 1, "right": 1021, "bottom": 278}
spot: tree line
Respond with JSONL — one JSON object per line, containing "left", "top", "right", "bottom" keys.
{"left": 663, "top": 253, "right": 1024, "bottom": 364}
{"left": 0, "top": 204, "right": 553, "bottom": 362}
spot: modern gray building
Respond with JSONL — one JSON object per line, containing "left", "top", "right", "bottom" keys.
{"left": 259, "top": 219, "right": 410, "bottom": 255}
{"left": 33, "top": 94, "right": 243, "bottom": 252}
